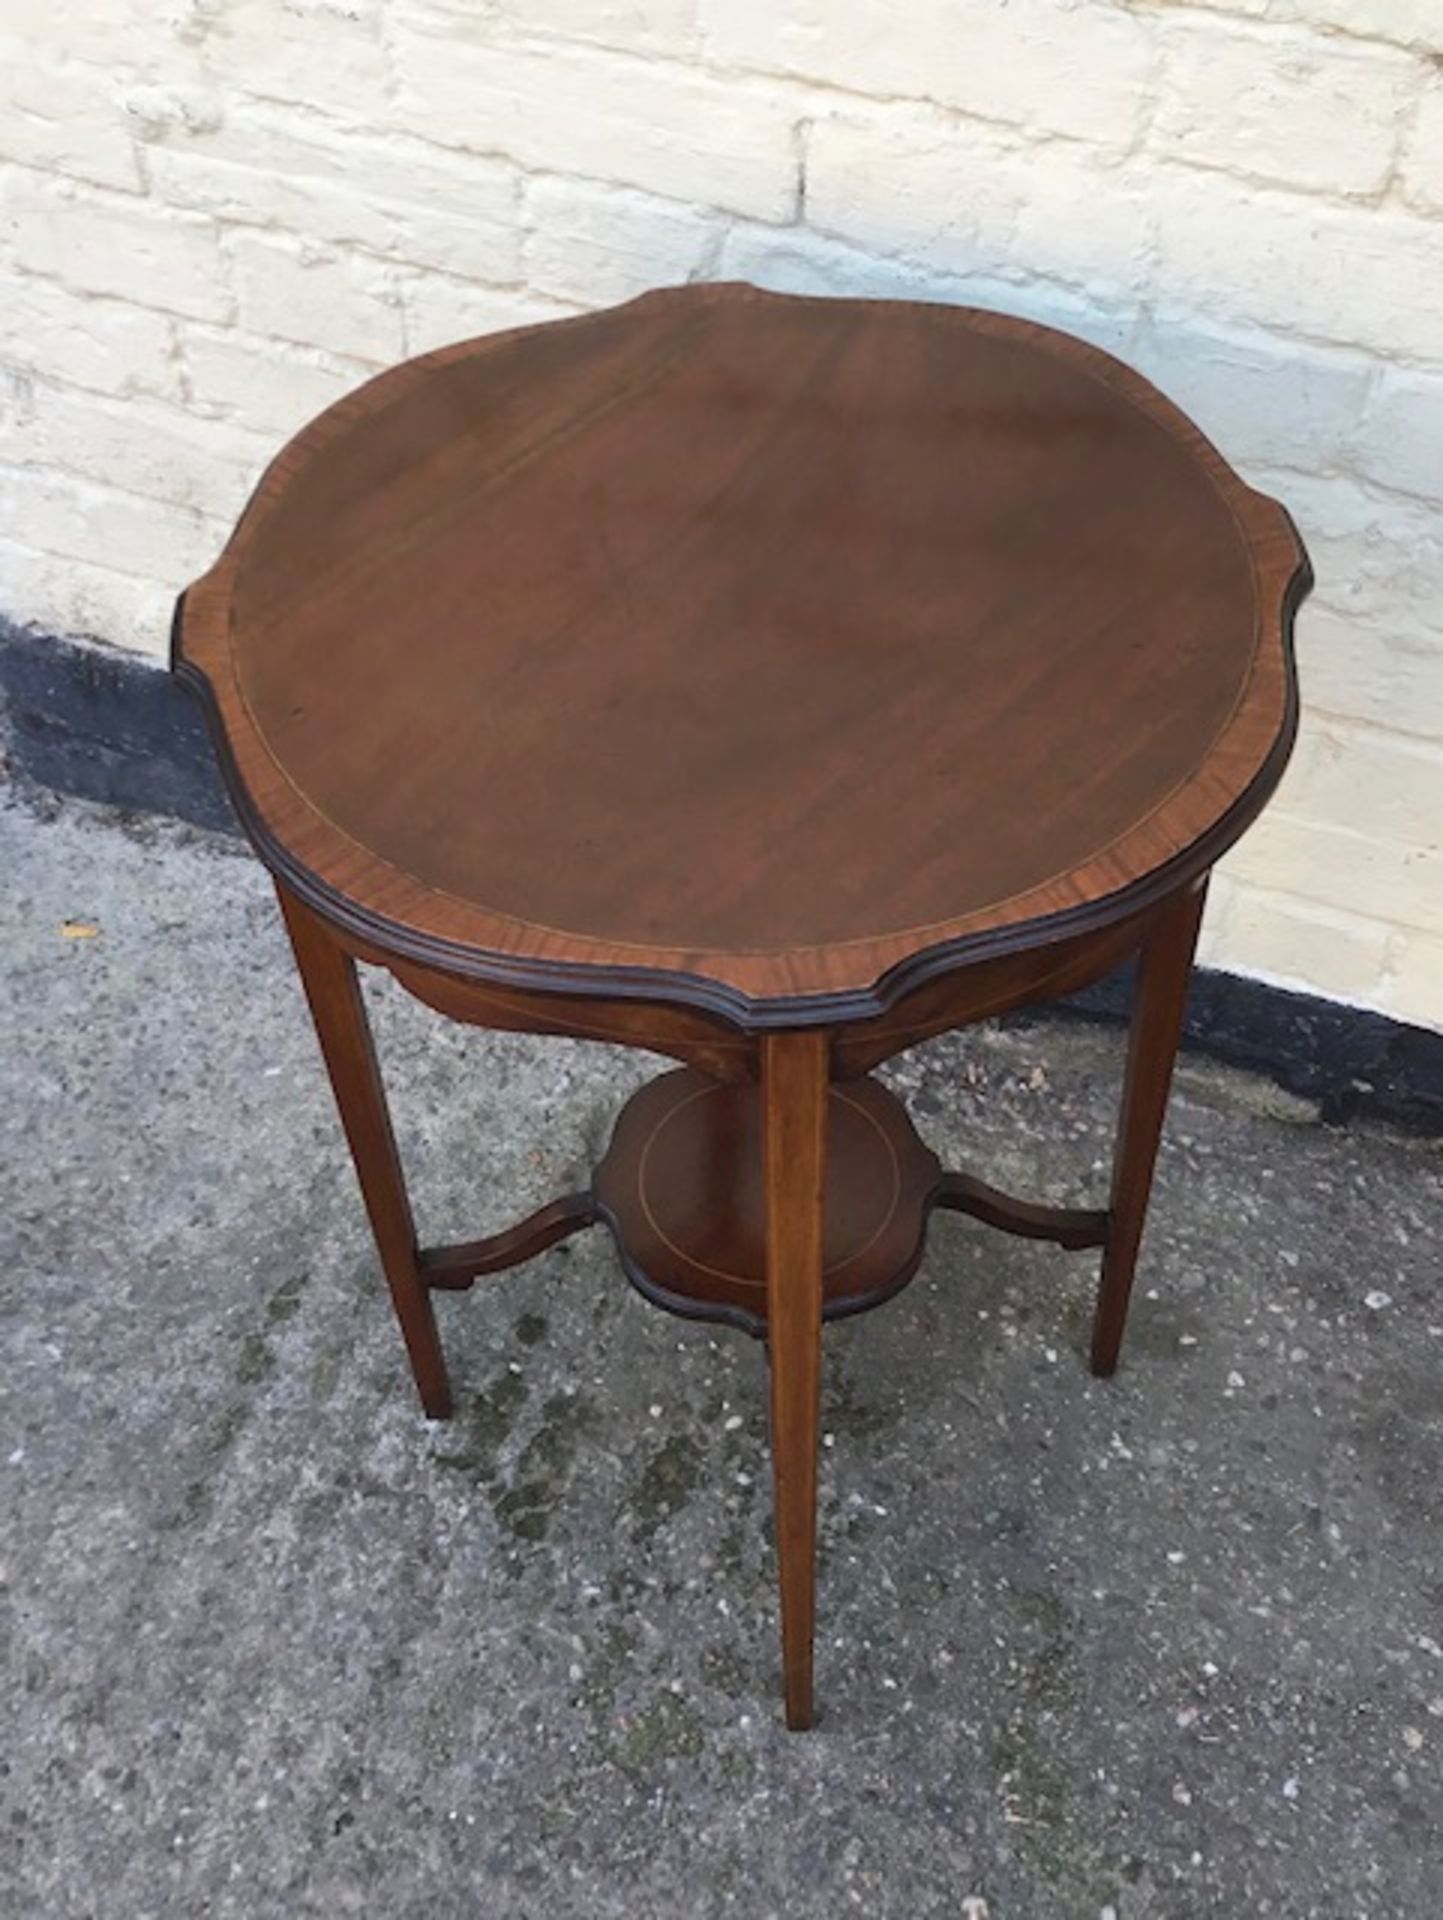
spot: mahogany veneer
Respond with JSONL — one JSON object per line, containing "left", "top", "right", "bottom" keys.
{"left": 174, "top": 283, "right": 1310, "bottom": 1731}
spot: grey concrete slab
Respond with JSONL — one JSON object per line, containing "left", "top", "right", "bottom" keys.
{"left": 2, "top": 787, "right": 1441, "bottom": 1919}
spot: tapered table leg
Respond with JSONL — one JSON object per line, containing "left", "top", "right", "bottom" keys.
{"left": 1091, "top": 881, "right": 1208, "bottom": 1378}
{"left": 761, "top": 1029, "right": 829, "bottom": 1731}
{"left": 276, "top": 883, "right": 453, "bottom": 1420}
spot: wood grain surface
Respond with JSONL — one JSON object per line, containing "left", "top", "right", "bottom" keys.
{"left": 175, "top": 283, "right": 1309, "bottom": 1026}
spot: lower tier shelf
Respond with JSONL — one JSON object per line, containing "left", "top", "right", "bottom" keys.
{"left": 592, "top": 1066, "right": 943, "bottom": 1337}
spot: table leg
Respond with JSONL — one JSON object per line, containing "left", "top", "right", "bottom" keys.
{"left": 761, "top": 1029, "right": 829, "bottom": 1731}
{"left": 1091, "top": 881, "right": 1208, "bottom": 1378}
{"left": 276, "top": 883, "right": 453, "bottom": 1420}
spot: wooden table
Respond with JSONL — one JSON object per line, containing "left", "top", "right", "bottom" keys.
{"left": 174, "top": 283, "right": 1310, "bottom": 1729}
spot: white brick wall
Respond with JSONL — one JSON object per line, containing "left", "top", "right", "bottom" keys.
{"left": 0, "top": 0, "right": 1439, "bottom": 1032}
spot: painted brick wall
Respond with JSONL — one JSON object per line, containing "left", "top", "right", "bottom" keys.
{"left": 1, "top": 0, "right": 1440, "bottom": 1030}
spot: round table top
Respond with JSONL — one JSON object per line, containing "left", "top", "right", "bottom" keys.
{"left": 176, "top": 282, "right": 1308, "bottom": 1024}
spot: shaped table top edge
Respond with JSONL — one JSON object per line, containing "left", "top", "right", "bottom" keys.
{"left": 172, "top": 285, "right": 1313, "bottom": 1032}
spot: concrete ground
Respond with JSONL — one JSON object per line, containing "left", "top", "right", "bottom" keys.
{"left": 2, "top": 785, "right": 1441, "bottom": 1920}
